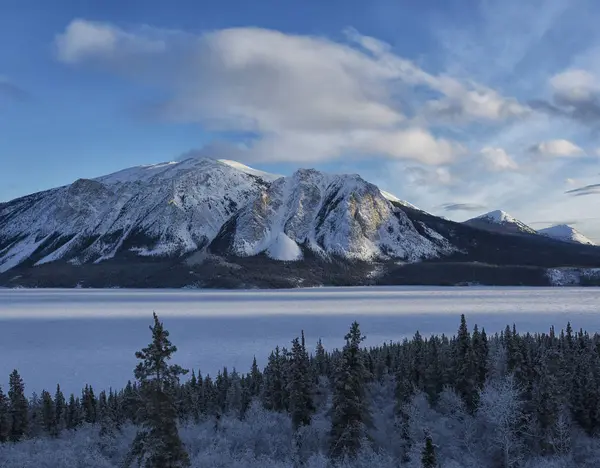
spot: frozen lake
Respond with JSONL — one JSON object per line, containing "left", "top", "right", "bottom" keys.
{"left": 1, "top": 286, "right": 600, "bottom": 395}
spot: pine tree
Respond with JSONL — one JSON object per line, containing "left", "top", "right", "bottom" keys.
{"left": 330, "top": 322, "right": 371, "bottom": 459}
{"left": 66, "top": 394, "right": 82, "bottom": 430}
{"left": 41, "top": 390, "right": 58, "bottom": 437}
{"left": 454, "top": 315, "right": 478, "bottom": 413}
{"left": 472, "top": 325, "right": 489, "bottom": 389}
{"left": 54, "top": 385, "right": 66, "bottom": 433}
{"left": 225, "top": 369, "right": 242, "bottom": 415}
{"left": 288, "top": 335, "right": 315, "bottom": 430}
{"left": 421, "top": 434, "right": 437, "bottom": 468}
{"left": 314, "top": 339, "right": 328, "bottom": 377}
{"left": 263, "top": 347, "right": 288, "bottom": 412}
{"left": 82, "top": 385, "right": 97, "bottom": 424}
{"left": 125, "top": 312, "right": 190, "bottom": 468}
{"left": 8, "top": 369, "right": 28, "bottom": 442}
{"left": 248, "top": 357, "right": 263, "bottom": 397}
{"left": 0, "top": 386, "right": 9, "bottom": 443}
{"left": 28, "top": 392, "right": 42, "bottom": 438}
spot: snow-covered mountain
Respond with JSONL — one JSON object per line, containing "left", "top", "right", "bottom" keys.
{"left": 211, "top": 169, "right": 454, "bottom": 262}
{"left": 3, "top": 157, "right": 600, "bottom": 289}
{"left": 0, "top": 158, "right": 273, "bottom": 273}
{"left": 464, "top": 210, "right": 537, "bottom": 236}
{"left": 0, "top": 157, "right": 456, "bottom": 274}
{"left": 538, "top": 225, "right": 596, "bottom": 246}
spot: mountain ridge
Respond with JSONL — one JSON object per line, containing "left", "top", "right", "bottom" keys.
{"left": 1, "top": 156, "right": 599, "bottom": 288}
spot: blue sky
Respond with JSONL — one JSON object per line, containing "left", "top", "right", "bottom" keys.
{"left": 1, "top": 0, "right": 600, "bottom": 241}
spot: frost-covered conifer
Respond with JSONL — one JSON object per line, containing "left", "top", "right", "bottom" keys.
{"left": 288, "top": 335, "right": 315, "bottom": 430}
{"left": 125, "top": 312, "right": 190, "bottom": 468}
{"left": 330, "top": 321, "right": 370, "bottom": 459}
{"left": 8, "top": 369, "right": 28, "bottom": 442}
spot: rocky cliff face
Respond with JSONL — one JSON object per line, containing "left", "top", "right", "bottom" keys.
{"left": 213, "top": 169, "right": 454, "bottom": 262}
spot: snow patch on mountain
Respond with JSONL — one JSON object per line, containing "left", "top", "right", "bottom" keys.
{"left": 379, "top": 190, "right": 420, "bottom": 210}
{"left": 266, "top": 233, "right": 303, "bottom": 261}
{"left": 0, "top": 235, "right": 50, "bottom": 273}
{"left": 539, "top": 225, "right": 595, "bottom": 246}
{"left": 218, "top": 160, "right": 282, "bottom": 182}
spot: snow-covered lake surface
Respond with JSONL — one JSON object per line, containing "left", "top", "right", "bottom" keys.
{"left": 1, "top": 286, "right": 599, "bottom": 395}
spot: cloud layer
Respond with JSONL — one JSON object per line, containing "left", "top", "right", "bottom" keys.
{"left": 52, "top": 13, "right": 600, "bottom": 241}
{"left": 566, "top": 183, "right": 600, "bottom": 196}
{"left": 55, "top": 20, "right": 529, "bottom": 166}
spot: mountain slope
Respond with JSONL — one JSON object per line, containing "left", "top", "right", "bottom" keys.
{"left": 0, "top": 158, "right": 271, "bottom": 273}
{"left": 210, "top": 169, "right": 454, "bottom": 262}
{"left": 464, "top": 210, "right": 537, "bottom": 235}
{"left": 538, "top": 225, "right": 595, "bottom": 246}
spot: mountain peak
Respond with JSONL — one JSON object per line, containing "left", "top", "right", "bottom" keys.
{"left": 538, "top": 224, "right": 595, "bottom": 246}
{"left": 212, "top": 167, "right": 454, "bottom": 262}
{"left": 476, "top": 210, "right": 514, "bottom": 223}
{"left": 465, "top": 210, "right": 537, "bottom": 235}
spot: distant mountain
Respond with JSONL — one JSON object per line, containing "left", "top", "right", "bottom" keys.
{"left": 464, "top": 210, "right": 537, "bottom": 236}
{"left": 1, "top": 158, "right": 600, "bottom": 288}
{"left": 538, "top": 225, "right": 595, "bottom": 246}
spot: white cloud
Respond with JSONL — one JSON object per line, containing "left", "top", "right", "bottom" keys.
{"left": 480, "top": 147, "right": 519, "bottom": 171}
{"left": 550, "top": 69, "right": 599, "bottom": 104}
{"left": 55, "top": 20, "right": 527, "bottom": 166}
{"left": 529, "top": 139, "right": 584, "bottom": 157}
{"left": 55, "top": 19, "right": 165, "bottom": 64}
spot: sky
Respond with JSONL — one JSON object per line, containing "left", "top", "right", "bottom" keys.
{"left": 1, "top": 0, "right": 600, "bottom": 241}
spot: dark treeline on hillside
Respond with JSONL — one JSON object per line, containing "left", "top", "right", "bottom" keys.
{"left": 2, "top": 314, "right": 600, "bottom": 467}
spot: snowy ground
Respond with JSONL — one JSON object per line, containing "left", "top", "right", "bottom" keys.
{"left": 1, "top": 286, "right": 599, "bottom": 394}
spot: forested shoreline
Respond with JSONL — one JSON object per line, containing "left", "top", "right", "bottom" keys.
{"left": 1, "top": 313, "right": 600, "bottom": 467}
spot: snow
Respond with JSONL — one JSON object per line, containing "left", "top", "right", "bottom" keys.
{"left": 469, "top": 209, "right": 537, "bottom": 234}
{"left": 218, "top": 159, "right": 282, "bottom": 181}
{"left": 2, "top": 286, "right": 600, "bottom": 395}
{"left": 0, "top": 157, "right": 273, "bottom": 270}
{"left": 0, "top": 234, "right": 51, "bottom": 273}
{"left": 266, "top": 232, "right": 303, "bottom": 261}
{"left": 547, "top": 267, "right": 600, "bottom": 285}
{"left": 230, "top": 169, "right": 452, "bottom": 262}
{"left": 476, "top": 209, "right": 514, "bottom": 224}
{"left": 379, "top": 190, "right": 419, "bottom": 210}
{"left": 538, "top": 224, "right": 595, "bottom": 245}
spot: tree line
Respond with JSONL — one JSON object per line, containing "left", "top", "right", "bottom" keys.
{"left": 2, "top": 313, "right": 600, "bottom": 467}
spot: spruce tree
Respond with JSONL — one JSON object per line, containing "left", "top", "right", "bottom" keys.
{"left": 421, "top": 434, "right": 437, "bottom": 468}
{"left": 314, "top": 338, "right": 328, "bottom": 377}
{"left": 454, "top": 315, "right": 478, "bottom": 413}
{"left": 263, "top": 347, "right": 288, "bottom": 412}
{"left": 288, "top": 335, "right": 315, "bottom": 430}
{"left": 248, "top": 357, "right": 263, "bottom": 397}
{"left": 41, "top": 390, "right": 58, "bottom": 437}
{"left": 66, "top": 394, "right": 82, "bottom": 430}
{"left": 125, "top": 312, "right": 190, "bottom": 468}
{"left": 330, "top": 322, "right": 371, "bottom": 459}
{"left": 54, "top": 384, "right": 66, "bottom": 433}
{"left": 8, "top": 369, "right": 28, "bottom": 442}
{"left": 82, "top": 385, "right": 97, "bottom": 424}
{"left": 0, "top": 386, "right": 8, "bottom": 443}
